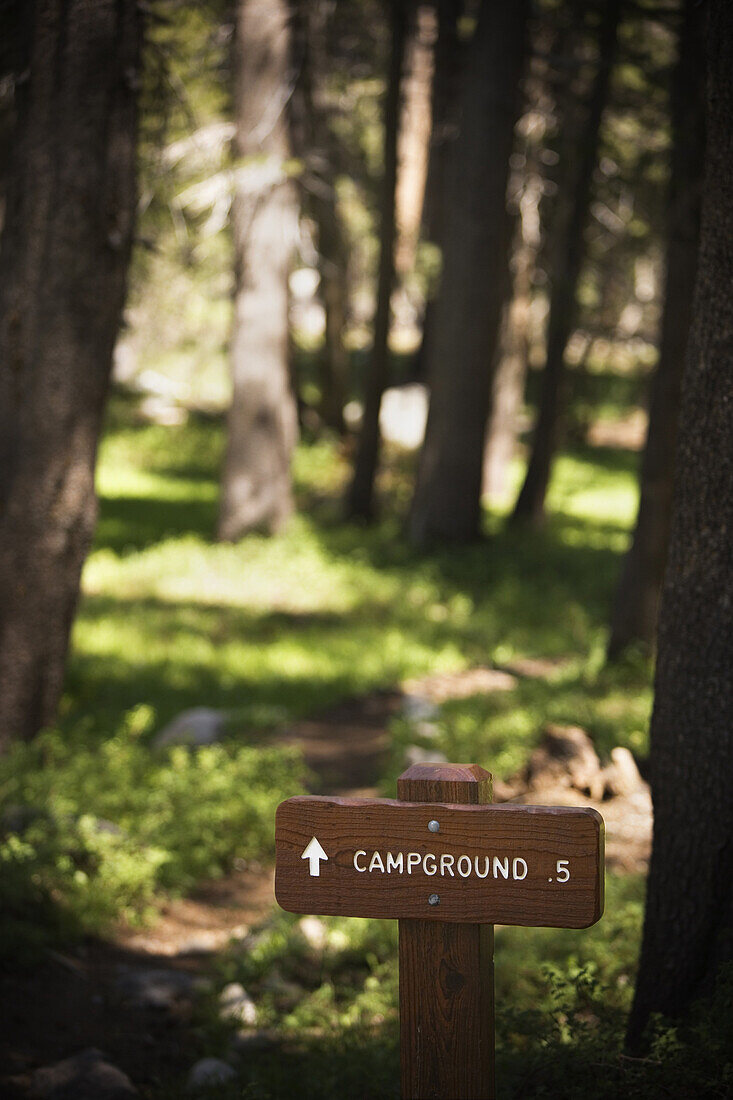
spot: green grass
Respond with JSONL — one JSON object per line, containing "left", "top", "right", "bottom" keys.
{"left": 68, "top": 401, "right": 651, "bottom": 759}
{"left": 1, "top": 394, "right": 655, "bottom": 954}
{"left": 162, "top": 884, "right": 732, "bottom": 1099}
{"left": 4, "top": 395, "right": 730, "bottom": 1097}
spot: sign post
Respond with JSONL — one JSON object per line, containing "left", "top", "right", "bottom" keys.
{"left": 275, "top": 762, "right": 604, "bottom": 1099}
{"left": 397, "top": 763, "right": 495, "bottom": 1100}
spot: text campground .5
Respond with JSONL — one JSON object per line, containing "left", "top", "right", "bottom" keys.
{"left": 352, "top": 850, "right": 535, "bottom": 880}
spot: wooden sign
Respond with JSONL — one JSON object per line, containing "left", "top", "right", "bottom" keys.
{"left": 274, "top": 763, "right": 605, "bottom": 1100}
{"left": 276, "top": 795, "right": 603, "bottom": 928}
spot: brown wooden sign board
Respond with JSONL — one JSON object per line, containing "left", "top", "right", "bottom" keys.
{"left": 275, "top": 795, "right": 604, "bottom": 928}
{"left": 275, "top": 764, "right": 606, "bottom": 1099}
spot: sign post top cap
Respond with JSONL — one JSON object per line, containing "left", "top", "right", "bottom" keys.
{"left": 398, "top": 763, "right": 491, "bottom": 785}
{"left": 398, "top": 762, "right": 493, "bottom": 805}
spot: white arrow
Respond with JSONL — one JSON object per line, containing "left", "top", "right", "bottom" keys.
{"left": 301, "top": 836, "right": 328, "bottom": 876}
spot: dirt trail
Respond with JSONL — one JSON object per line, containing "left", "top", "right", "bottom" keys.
{"left": 2, "top": 672, "right": 652, "bottom": 1095}
{"left": 279, "top": 688, "right": 402, "bottom": 796}
{"left": 0, "top": 693, "right": 401, "bottom": 1096}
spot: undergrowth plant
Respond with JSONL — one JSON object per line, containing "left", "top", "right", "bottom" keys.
{"left": 0, "top": 705, "right": 303, "bottom": 955}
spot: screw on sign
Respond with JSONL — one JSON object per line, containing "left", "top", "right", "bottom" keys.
{"left": 275, "top": 763, "right": 604, "bottom": 1100}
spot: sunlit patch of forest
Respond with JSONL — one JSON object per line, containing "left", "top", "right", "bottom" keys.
{"left": 1, "top": 0, "right": 731, "bottom": 1097}
{"left": 6, "top": 396, "right": 725, "bottom": 1098}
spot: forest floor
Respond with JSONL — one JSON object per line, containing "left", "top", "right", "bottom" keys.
{"left": 2, "top": 394, "right": 678, "bottom": 1098}
{"left": 1, "top": 670, "right": 653, "bottom": 1098}
{"left": 0, "top": 689, "right": 398, "bottom": 1097}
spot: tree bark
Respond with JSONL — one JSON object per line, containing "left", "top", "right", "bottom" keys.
{"left": 290, "top": 0, "right": 349, "bottom": 434}
{"left": 627, "top": 0, "right": 733, "bottom": 1047}
{"left": 483, "top": 170, "right": 542, "bottom": 503}
{"left": 0, "top": 0, "right": 140, "bottom": 749}
{"left": 218, "top": 0, "right": 299, "bottom": 540}
{"left": 0, "top": 1, "right": 34, "bottom": 234}
{"left": 394, "top": 3, "right": 436, "bottom": 279}
{"left": 481, "top": 14, "right": 567, "bottom": 505}
{"left": 510, "top": 0, "right": 621, "bottom": 527}
{"left": 318, "top": 213, "right": 350, "bottom": 433}
{"left": 410, "top": 0, "right": 463, "bottom": 383}
{"left": 345, "top": 0, "right": 407, "bottom": 521}
{"left": 607, "top": 0, "right": 705, "bottom": 660}
{"left": 409, "top": 0, "right": 528, "bottom": 545}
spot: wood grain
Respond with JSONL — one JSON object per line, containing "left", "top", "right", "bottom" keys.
{"left": 398, "top": 764, "right": 495, "bottom": 1100}
{"left": 275, "top": 795, "right": 604, "bottom": 928}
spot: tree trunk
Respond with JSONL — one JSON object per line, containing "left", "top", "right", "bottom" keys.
{"left": 421, "top": 0, "right": 463, "bottom": 246}
{"left": 318, "top": 218, "right": 349, "bottom": 433}
{"left": 607, "top": 0, "right": 705, "bottom": 660}
{"left": 0, "top": 1, "right": 33, "bottom": 235}
{"left": 290, "top": 0, "right": 349, "bottom": 434}
{"left": 627, "top": 0, "right": 733, "bottom": 1047}
{"left": 345, "top": 0, "right": 407, "bottom": 521}
{"left": 410, "top": 0, "right": 463, "bottom": 383}
{"left": 394, "top": 3, "right": 436, "bottom": 279}
{"left": 0, "top": 0, "right": 140, "bottom": 750}
{"left": 481, "top": 16, "right": 565, "bottom": 506}
{"left": 409, "top": 0, "right": 528, "bottom": 545}
{"left": 510, "top": 0, "right": 621, "bottom": 527}
{"left": 218, "top": 0, "right": 299, "bottom": 540}
{"left": 483, "top": 171, "right": 542, "bottom": 503}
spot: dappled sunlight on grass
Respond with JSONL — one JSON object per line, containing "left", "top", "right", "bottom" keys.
{"left": 548, "top": 448, "right": 639, "bottom": 527}
{"left": 2, "top": 396, "right": 664, "bottom": 1090}
{"left": 389, "top": 660, "right": 652, "bottom": 784}
{"left": 8, "top": 391, "right": 653, "bottom": 944}
{"left": 74, "top": 397, "right": 652, "bottom": 767}
{"left": 70, "top": 588, "right": 470, "bottom": 735}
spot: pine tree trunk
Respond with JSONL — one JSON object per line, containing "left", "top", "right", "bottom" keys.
{"left": 510, "top": 0, "right": 621, "bottom": 527}
{"left": 319, "top": 219, "right": 349, "bottom": 433}
{"left": 345, "top": 0, "right": 407, "bottom": 521}
{"left": 421, "top": 0, "right": 462, "bottom": 246}
{"left": 411, "top": 0, "right": 462, "bottom": 383}
{"left": 627, "top": 0, "right": 733, "bottom": 1047}
{"left": 607, "top": 0, "right": 705, "bottom": 660}
{"left": 0, "top": 3, "right": 32, "bottom": 233}
{"left": 483, "top": 172, "right": 542, "bottom": 502}
{"left": 290, "top": 0, "right": 349, "bottom": 434}
{"left": 218, "top": 0, "right": 299, "bottom": 540}
{"left": 409, "top": 0, "right": 527, "bottom": 545}
{"left": 0, "top": 0, "right": 140, "bottom": 749}
{"left": 394, "top": 3, "right": 435, "bottom": 279}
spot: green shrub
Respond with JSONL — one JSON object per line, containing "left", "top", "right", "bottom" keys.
{"left": 0, "top": 705, "right": 304, "bottom": 950}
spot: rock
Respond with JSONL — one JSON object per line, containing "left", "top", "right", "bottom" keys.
{"left": 401, "top": 693, "right": 441, "bottom": 741}
{"left": 401, "top": 693, "right": 439, "bottom": 723}
{"left": 152, "top": 708, "right": 226, "bottom": 750}
{"left": 186, "top": 1058, "right": 236, "bottom": 1092}
{"left": 404, "top": 746, "right": 448, "bottom": 767}
{"left": 228, "top": 1029, "right": 281, "bottom": 1057}
{"left": 138, "top": 394, "right": 188, "bottom": 427}
{"left": 492, "top": 777, "right": 522, "bottom": 802}
{"left": 603, "top": 746, "right": 645, "bottom": 798}
{"left": 413, "top": 720, "right": 441, "bottom": 741}
{"left": 297, "top": 915, "right": 328, "bottom": 951}
{"left": 525, "top": 724, "right": 605, "bottom": 800}
{"left": 115, "top": 967, "right": 205, "bottom": 1009}
{"left": 1, "top": 803, "right": 49, "bottom": 835}
{"left": 90, "top": 817, "right": 125, "bottom": 836}
{"left": 219, "top": 982, "right": 257, "bottom": 1026}
{"left": 403, "top": 667, "right": 518, "bottom": 703}
{"left": 176, "top": 925, "right": 249, "bottom": 955}
{"left": 2, "top": 807, "right": 125, "bottom": 840}
{"left": 29, "top": 1049, "right": 138, "bottom": 1099}
{"left": 260, "top": 966, "right": 303, "bottom": 1000}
